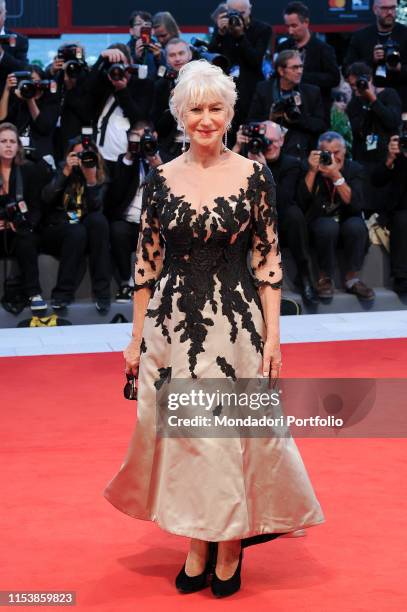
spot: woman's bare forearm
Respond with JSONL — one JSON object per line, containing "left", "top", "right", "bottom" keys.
{"left": 259, "top": 285, "right": 281, "bottom": 342}
{"left": 131, "top": 287, "right": 151, "bottom": 342}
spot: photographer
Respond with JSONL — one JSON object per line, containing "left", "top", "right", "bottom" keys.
{"left": 105, "top": 121, "right": 162, "bottom": 302}
{"left": 152, "top": 11, "right": 181, "bottom": 47}
{"left": 0, "top": 122, "right": 48, "bottom": 312}
{"left": 297, "top": 131, "right": 374, "bottom": 300}
{"left": 282, "top": 2, "right": 340, "bottom": 120}
{"left": 370, "top": 134, "right": 407, "bottom": 294}
{"left": 0, "top": 1, "right": 29, "bottom": 92}
{"left": 248, "top": 49, "right": 326, "bottom": 159}
{"left": 127, "top": 11, "right": 165, "bottom": 80}
{"left": 208, "top": 0, "right": 271, "bottom": 138}
{"left": 346, "top": 61, "right": 401, "bottom": 164}
{"left": 41, "top": 136, "right": 111, "bottom": 313}
{"left": 47, "top": 44, "right": 92, "bottom": 161}
{"left": 344, "top": 0, "right": 407, "bottom": 112}
{"left": 0, "top": 65, "right": 59, "bottom": 160}
{"left": 88, "top": 43, "right": 153, "bottom": 176}
{"left": 233, "top": 120, "right": 318, "bottom": 304}
{"left": 152, "top": 38, "right": 192, "bottom": 158}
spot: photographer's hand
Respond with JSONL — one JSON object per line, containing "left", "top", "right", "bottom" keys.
{"left": 149, "top": 42, "right": 162, "bottom": 59}
{"left": 216, "top": 12, "right": 229, "bottom": 35}
{"left": 362, "top": 81, "right": 377, "bottom": 104}
{"left": 101, "top": 49, "right": 126, "bottom": 64}
{"left": 63, "top": 152, "right": 80, "bottom": 177}
{"left": 50, "top": 56, "right": 64, "bottom": 76}
{"left": 248, "top": 150, "right": 267, "bottom": 165}
{"left": 146, "top": 153, "right": 162, "bottom": 167}
{"left": 5, "top": 73, "right": 17, "bottom": 92}
{"left": 387, "top": 61, "right": 401, "bottom": 72}
{"left": 0, "top": 220, "right": 6, "bottom": 231}
{"left": 386, "top": 135, "right": 400, "bottom": 168}
{"left": 232, "top": 126, "right": 249, "bottom": 153}
{"left": 305, "top": 150, "right": 320, "bottom": 193}
{"left": 319, "top": 157, "right": 341, "bottom": 181}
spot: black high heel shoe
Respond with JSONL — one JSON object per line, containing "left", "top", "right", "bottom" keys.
{"left": 175, "top": 542, "right": 217, "bottom": 594}
{"left": 211, "top": 546, "right": 243, "bottom": 598}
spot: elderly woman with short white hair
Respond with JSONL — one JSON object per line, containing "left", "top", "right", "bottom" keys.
{"left": 104, "top": 60, "right": 325, "bottom": 598}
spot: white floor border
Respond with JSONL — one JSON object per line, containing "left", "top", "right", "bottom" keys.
{"left": 0, "top": 310, "right": 406, "bottom": 358}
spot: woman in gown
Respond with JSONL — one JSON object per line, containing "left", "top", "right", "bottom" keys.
{"left": 104, "top": 60, "right": 325, "bottom": 598}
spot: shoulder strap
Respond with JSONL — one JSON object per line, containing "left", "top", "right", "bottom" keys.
{"left": 15, "top": 165, "right": 24, "bottom": 202}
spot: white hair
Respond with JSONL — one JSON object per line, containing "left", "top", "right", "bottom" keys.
{"left": 169, "top": 60, "right": 237, "bottom": 129}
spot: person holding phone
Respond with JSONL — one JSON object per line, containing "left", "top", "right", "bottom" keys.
{"left": 127, "top": 10, "right": 164, "bottom": 80}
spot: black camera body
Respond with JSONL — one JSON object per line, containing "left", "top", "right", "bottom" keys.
{"left": 227, "top": 10, "right": 243, "bottom": 27}
{"left": 241, "top": 123, "right": 272, "bottom": 154}
{"left": 107, "top": 62, "right": 140, "bottom": 81}
{"left": 57, "top": 44, "right": 86, "bottom": 78}
{"left": 356, "top": 75, "right": 370, "bottom": 91}
{"left": 128, "top": 128, "right": 158, "bottom": 158}
{"left": 0, "top": 195, "right": 30, "bottom": 232}
{"left": 276, "top": 35, "right": 298, "bottom": 53}
{"left": 319, "top": 151, "right": 333, "bottom": 166}
{"left": 0, "top": 33, "right": 17, "bottom": 47}
{"left": 383, "top": 39, "right": 400, "bottom": 67}
{"left": 13, "top": 71, "right": 57, "bottom": 99}
{"left": 271, "top": 93, "right": 302, "bottom": 122}
{"left": 190, "top": 37, "right": 230, "bottom": 73}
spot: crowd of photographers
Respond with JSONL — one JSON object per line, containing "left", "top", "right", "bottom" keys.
{"left": 1, "top": 0, "right": 407, "bottom": 315}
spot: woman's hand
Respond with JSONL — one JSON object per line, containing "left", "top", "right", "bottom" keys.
{"left": 124, "top": 337, "right": 140, "bottom": 376}
{"left": 63, "top": 151, "right": 81, "bottom": 176}
{"left": 262, "top": 338, "right": 282, "bottom": 383}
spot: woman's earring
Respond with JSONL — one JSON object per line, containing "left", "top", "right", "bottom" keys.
{"left": 223, "top": 125, "right": 231, "bottom": 152}
{"left": 181, "top": 124, "right": 186, "bottom": 153}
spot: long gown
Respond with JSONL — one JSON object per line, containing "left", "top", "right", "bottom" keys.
{"left": 104, "top": 155, "right": 325, "bottom": 543}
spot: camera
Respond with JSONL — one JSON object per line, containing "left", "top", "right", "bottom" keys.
{"left": 107, "top": 63, "right": 140, "bottom": 81}
{"left": 190, "top": 37, "right": 230, "bottom": 73}
{"left": 140, "top": 25, "right": 152, "bottom": 46}
{"left": 13, "top": 71, "right": 57, "bottom": 99}
{"left": 0, "top": 194, "right": 30, "bottom": 232}
{"left": 0, "top": 33, "right": 17, "bottom": 47}
{"left": 356, "top": 75, "right": 370, "bottom": 91}
{"left": 227, "top": 10, "right": 243, "bottom": 27}
{"left": 271, "top": 93, "right": 302, "bottom": 122}
{"left": 57, "top": 44, "right": 86, "bottom": 78}
{"left": 383, "top": 39, "right": 400, "bottom": 68}
{"left": 128, "top": 128, "right": 158, "bottom": 158}
{"left": 241, "top": 123, "right": 272, "bottom": 155}
{"left": 157, "top": 65, "right": 178, "bottom": 81}
{"left": 75, "top": 128, "right": 98, "bottom": 168}
{"left": 319, "top": 151, "right": 333, "bottom": 166}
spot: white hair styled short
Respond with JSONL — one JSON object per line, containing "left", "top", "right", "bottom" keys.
{"left": 169, "top": 60, "right": 237, "bottom": 129}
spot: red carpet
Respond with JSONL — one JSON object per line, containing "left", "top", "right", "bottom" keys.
{"left": 1, "top": 338, "right": 406, "bottom": 611}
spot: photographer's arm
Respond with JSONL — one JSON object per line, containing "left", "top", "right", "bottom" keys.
{"left": 30, "top": 96, "right": 59, "bottom": 135}
{"left": 0, "top": 75, "right": 12, "bottom": 120}
{"left": 369, "top": 89, "right": 402, "bottom": 131}
{"left": 233, "top": 25, "right": 271, "bottom": 70}
{"left": 294, "top": 90, "right": 326, "bottom": 134}
{"left": 41, "top": 167, "right": 70, "bottom": 204}
{"left": 303, "top": 44, "right": 340, "bottom": 90}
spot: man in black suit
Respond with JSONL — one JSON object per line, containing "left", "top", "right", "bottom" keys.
{"left": 208, "top": 0, "right": 271, "bottom": 141}
{"left": 0, "top": 0, "right": 29, "bottom": 91}
{"left": 248, "top": 49, "right": 326, "bottom": 159}
{"left": 233, "top": 120, "right": 318, "bottom": 304}
{"left": 297, "top": 131, "right": 374, "bottom": 301}
{"left": 282, "top": 2, "right": 340, "bottom": 120}
{"left": 105, "top": 121, "right": 163, "bottom": 302}
{"left": 344, "top": 0, "right": 407, "bottom": 111}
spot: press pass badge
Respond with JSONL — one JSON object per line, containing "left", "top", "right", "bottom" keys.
{"left": 376, "top": 64, "right": 387, "bottom": 78}
{"left": 366, "top": 134, "right": 379, "bottom": 151}
{"left": 20, "top": 136, "right": 30, "bottom": 148}
{"left": 138, "top": 64, "right": 148, "bottom": 80}
{"left": 157, "top": 65, "right": 167, "bottom": 78}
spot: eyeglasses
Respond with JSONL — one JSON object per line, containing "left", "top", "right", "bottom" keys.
{"left": 377, "top": 6, "right": 397, "bottom": 12}
{"left": 285, "top": 64, "right": 304, "bottom": 71}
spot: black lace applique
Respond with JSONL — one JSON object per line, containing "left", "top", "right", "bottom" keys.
{"left": 216, "top": 356, "right": 237, "bottom": 381}
{"left": 140, "top": 338, "right": 147, "bottom": 354}
{"left": 135, "top": 163, "right": 282, "bottom": 376}
{"left": 154, "top": 366, "right": 172, "bottom": 390}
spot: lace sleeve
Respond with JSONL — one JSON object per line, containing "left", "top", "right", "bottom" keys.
{"left": 134, "top": 168, "right": 164, "bottom": 291}
{"left": 250, "top": 163, "right": 283, "bottom": 290}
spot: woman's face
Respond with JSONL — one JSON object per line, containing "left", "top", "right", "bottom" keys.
{"left": 183, "top": 98, "right": 229, "bottom": 150}
{"left": 0, "top": 130, "right": 19, "bottom": 161}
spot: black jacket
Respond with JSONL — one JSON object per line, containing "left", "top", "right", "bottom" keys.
{"left": 300, "top": 34, "right": 340, "bottom": 116}
{"left": 297, "top": 159, "right": 366, "bottom": 222}
{"left": 87, "top": 56, "right": 153, "bottom": 128}
{"left": 347, "top": 87, "right": 402, "bottom": 163}
{"left": 344, "top": 23, "right": 407, "bottom": 111}
{"left": 371, "top": 155, "right": 407, "bottom": 212}
{"left": 2, "top": 160, "right": 50, "bottom": 230}
{"left": 208, "top": 18, "right": 271, "bottom": 117}
{"left": 41, "top": 166, "right": 107, "bottom": 226}
{"left": 104, "top": 154, "right": 150, "bottom": 221}
{"left": 266, "top": 154, "right": 302, "bottom": 216}
{"left": 151, "top": 77, "right": 177, "bottom": 150}
{"left": 6, "top": 91, "right": 60, "bottom": 159}
{"left": 248, "top": 78, "right": 326, "bottom": 159}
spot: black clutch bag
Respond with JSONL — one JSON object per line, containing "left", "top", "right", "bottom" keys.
{"left": 123, "top": 373, "right": 138, "bottom": 400}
